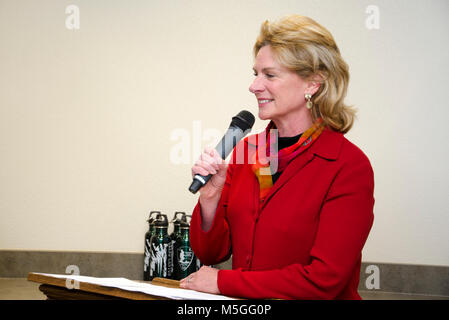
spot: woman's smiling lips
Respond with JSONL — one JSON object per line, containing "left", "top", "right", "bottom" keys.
{"left": 257, "top": 98, "right": 274, "bottom": 107}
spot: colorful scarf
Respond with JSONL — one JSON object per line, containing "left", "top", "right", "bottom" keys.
{"left": 251, "top": 118, "right": 325, "bottom": 199}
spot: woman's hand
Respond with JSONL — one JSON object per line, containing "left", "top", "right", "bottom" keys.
{"left": 191, "top": 147, "right": 227, "bottom": 200}
{"left": 179, "top": 266, "right": 220, "bottom": 294}
{"left": 192, "top": 147, "right": 228, "bottom": 231}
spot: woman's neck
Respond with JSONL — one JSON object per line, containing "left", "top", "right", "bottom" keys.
{"left": 272, "top": 110, "right": 313, "bottom": 137}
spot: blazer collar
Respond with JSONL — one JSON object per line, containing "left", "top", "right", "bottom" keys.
{"left": 310, "top": 127, "right": 343, "bottom": 160}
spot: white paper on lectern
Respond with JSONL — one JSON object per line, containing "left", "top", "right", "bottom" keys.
{"left": 36, "top": 273, "right": 236, "bottom": 300}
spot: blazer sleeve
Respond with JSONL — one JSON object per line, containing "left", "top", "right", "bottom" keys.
{"left": 217, "top": 152, "right": 375, "bottom": 299}
{"left": 189, "top": 162, "right": 234, "bottom": 266}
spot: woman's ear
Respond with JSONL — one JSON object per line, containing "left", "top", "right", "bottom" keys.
{"left": 309, "top": 82, "right": 321, "bottom": 96}
{"left": 306, "top": 75, "right": 323, "bottom": 96}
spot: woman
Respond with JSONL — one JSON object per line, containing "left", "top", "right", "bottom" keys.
{"left": 180, "top": 15, "right": 374, "bottom": 300}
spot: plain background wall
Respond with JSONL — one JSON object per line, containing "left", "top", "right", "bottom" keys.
{"left": 0, "top": 0, "right": 448, "bottom": 266}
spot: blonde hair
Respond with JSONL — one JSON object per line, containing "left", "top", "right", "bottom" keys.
{"left": 254, "top": 15, "right": 356, "bottom": 133}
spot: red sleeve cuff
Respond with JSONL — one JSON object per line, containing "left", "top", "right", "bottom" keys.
{"left": 217, "top": 269, "right": 241, "bottom": 298}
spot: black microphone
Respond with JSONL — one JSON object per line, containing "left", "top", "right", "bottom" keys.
{"left": 188, "top": 110, "right": 255, "bottom": 194}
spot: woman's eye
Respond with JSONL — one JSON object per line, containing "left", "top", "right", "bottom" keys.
{"left": 252, "top": 72, "right": 274, "bottom": 78}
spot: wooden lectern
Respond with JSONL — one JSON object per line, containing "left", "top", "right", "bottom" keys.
{"left": 28, "top": 272, "right": 181, "bottom": 300}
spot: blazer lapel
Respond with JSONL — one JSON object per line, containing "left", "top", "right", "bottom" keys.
{"left": 258, "top": 128, "right": 343, "bottom": 211}
{"left": 260, "top": 148, "right": 315, "bottom": 210}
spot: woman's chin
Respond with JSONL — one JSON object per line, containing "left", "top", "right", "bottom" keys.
{"left": 258, "top": 110, "right": 271, "bottom": 121}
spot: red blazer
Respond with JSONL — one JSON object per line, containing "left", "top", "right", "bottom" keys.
{"left": 189, "top": 127, "right": 375, "bottom": 299}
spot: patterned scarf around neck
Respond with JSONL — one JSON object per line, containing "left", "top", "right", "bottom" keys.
{"left": 251, "top": 118, "right": 325, "bottom": 200}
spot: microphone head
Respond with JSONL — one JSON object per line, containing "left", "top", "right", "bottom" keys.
{"left": 230, "top": 110, "right": 255, "bottom": 131}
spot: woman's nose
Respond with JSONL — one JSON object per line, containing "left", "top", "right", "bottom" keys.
{"left": 249, "top": 77, "right": 264, "bottom": 93}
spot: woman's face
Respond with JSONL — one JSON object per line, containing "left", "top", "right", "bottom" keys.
{"left": 250, "top": 45, "right": 309, "bottom": 123}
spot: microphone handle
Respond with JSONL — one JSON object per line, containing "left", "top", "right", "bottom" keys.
{"left": 188, "top": 126, "right": 245, "bottom": 194}
{"left": 189, "top": 173, "right": 213, "bottom": 194}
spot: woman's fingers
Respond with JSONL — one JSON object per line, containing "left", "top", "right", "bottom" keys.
{"left": 179, "top": 272, "right": 196, "bottom": 289}
{"left": 179, "top": 266, "right": 220, "bottom": 294}
{"left": 206, "top": 148, "right": 224, "bottom": 166}
{"left": 200, "top": 152, "right": 220, "bottom": 171}
{"left": 192, "top": 160, "right": 216, "bottom": 177}
{"left": 191, "top": 148, "right": 223, "bottom": 177}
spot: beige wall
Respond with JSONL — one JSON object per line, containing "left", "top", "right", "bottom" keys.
{"left": 1, "top": 0, "right": 448, "bottom": 266}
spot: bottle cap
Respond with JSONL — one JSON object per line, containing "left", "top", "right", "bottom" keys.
{"left": 154, "top": 213, "right": 168, "bottom": 227}
{"left": 171, "top": 211, "right": 186, "bottom": 225}
{"left": 147, "top": 211, "right": 161, "bottom": 223}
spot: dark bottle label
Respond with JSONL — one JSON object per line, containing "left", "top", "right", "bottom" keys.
{"left": 167, "top": 241, "right": 174, "bottom": 277}
{"left": 177, "top": 247, "right": 195, "bottom": 272}
{"left": 143, "top": 238, "right": 151, "bottom": 280}
{"left": 149, "top": 241, "right": 174, "bottom": 279}
{"left": 150, "top": 243, "right": 167, "bottom": 278}
{"left": 174, "top": 245, "right": 197, "bottom": 280}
